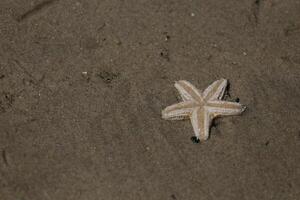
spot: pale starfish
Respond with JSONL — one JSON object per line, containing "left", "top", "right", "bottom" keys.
{"left": 162, "top": 79, "right": 246, "bottom": 142}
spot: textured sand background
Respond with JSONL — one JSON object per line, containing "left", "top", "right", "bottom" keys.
{"left": 0, "top": 0, "right": 299, "bottom": 199}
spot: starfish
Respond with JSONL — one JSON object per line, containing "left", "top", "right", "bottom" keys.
{"left": 162, "top": 79, "right": 246, "bottom": 142}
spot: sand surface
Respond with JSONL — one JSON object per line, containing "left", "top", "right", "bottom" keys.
{"left": 0, "top": 0, "right": 299, "bottom": 199}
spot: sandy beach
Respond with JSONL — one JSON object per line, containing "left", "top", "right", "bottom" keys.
{"left": 0, "top": 0, "right": 299, "bottom": 199}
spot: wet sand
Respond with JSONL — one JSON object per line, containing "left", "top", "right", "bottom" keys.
{"left": 0, "top": 0, "right": 299, "bottom": 199}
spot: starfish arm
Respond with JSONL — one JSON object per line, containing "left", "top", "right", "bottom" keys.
{"left": 174, "top": 80, "right": 203, "bottom": 101}
{"left": 203, "top": 78, "right": 228, "bottom": 101}
{"left": 206, "top": 100, "right": 246, "bottom": 117}
{"left": 162, "top": 101, "right": 196, "bottom": 120}
{"left": 190, "top": 108, "right": 212, "bottom": 141}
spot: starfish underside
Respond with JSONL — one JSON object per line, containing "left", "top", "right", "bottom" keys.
{"left": 162, "top": 79, "right": 246, "bottom": 141}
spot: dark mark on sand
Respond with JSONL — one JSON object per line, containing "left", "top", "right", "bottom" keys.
{"left": 97, "top": 23, "right": 106, "bottom": 32}
{"left": 206, "top": 54, "right": 212, "bottom": 61}
{"left": 161, "top": 75, "right": 168, "bottom": 80}
{"left": 4, "top": 92, "right": 14, "bottom": 106}
{"left": 265, "top": 141, "right": 270, "bottom": 146}
{"left": 252, "top": 0, "right": 261, "bottom": 24}
{"left": 97, "top": 71, "right": 120, "bottom": 84}
{"left": 16, "top": 0, "right": 58, "bottom": 22}
{"left": 160, "top": 48, "right": 170, "bottom": 61}
{"left": 0, "top": 92, "right": 15, "bottom": 113}
{"left": 163, "top": 32, "right": 171, "bottom": 41}
{"left": 2, "top": 149, "right": 9, "bottom": 166}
